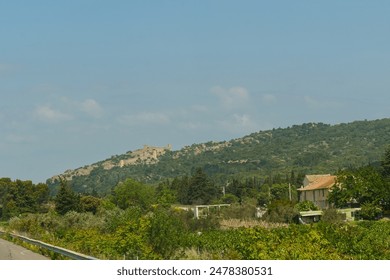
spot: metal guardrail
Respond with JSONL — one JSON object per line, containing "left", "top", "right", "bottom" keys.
{"left": 0, "top": 230, "right": 98, "bottom": 260}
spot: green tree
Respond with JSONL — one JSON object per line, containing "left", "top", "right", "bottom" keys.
{"left": 321, "top": 208, "right": 345, "bottom": 224}
{"left": 111, "top": 178, "right": 155, "bottom": 211}
{"left": 188, "top": 168, "right": 219, "bottom": 205}
{"left": 329, "top": 166, "right": 389, "bottom": 210}
{"left": 381, "top": 146, "right": 390, "bottom": 178}
{"left": 264, "top": 200, "right": 298, "bottom": 223}
{"left": 0, "top": 178, "right": 49, "bottom": 219}
{"left": 171, "top": 176, "right": 189, "bottom": 205}
{"left": 80, "top": 195, "right": 102, "bottom": 214}
{"left": 359, "top": 202, "right": 382, "bottom": 220}
{"left": 156, "top": 180, "right": 177, "bottom": 207}
{"left": 270, "top": 183, "right": 289, "bottom": 201}
{"left": 55, "top": 178, "right": 80, "bottom": 215}
{"left": 147, "top": 208, "right": 186, "bottom": 259}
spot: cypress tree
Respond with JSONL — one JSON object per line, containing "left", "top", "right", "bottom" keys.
{"left": 55, "top": 177, "right": 80, "bottom": 215}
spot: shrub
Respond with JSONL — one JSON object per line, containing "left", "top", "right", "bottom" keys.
{"left": 321, "top": 208, "right": 345, "bottom": 224}
{"left": 264, "top": 200, "right": 298, "bottom": 223}
{"left": 295, "top": 201, "right": 318, "bottom": 211}
{"left": 221, "top": 202, "right": 257, "bottom": 219}
{"left": 360, "top": 202, "right": 382, "bottom": 220}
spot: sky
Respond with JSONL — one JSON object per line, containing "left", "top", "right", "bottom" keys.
{"left": 1, "top": 0, "right": 390, "bottom": 183}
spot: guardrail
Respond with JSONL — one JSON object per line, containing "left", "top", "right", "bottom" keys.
{"left": 0, "top": 230, "right": 98, "bottom": 260}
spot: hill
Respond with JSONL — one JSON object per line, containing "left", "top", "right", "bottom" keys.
{"left": 47, "top": 118, "right": 390, "bottom": 194}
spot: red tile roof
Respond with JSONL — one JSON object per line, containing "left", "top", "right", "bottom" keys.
{"left": 298, "top": 175, "right": 336, "bottom": 191}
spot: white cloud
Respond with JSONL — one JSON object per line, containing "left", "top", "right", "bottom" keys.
{"left": 262, "top": 94, "right": 277, "bottom": 104}
{"left": 34, "top": 105, "right": 73, "bottom": 123}
{"left": 233, "top": 114, "right": 253, "bottom": 127}
{"left": 34, "top": 97, "right": 104, "bottom": 122}
{"left": 79, "top": 99, "right": 103, "bottom": 118}
{"left": 217, "top": 113, "right": 258, "bottom": 134}
{"left": 118, "top": 112, "right": 170, "bottom": 126}
{"left": 211, "top": 86, "right": 250, "bottom": 108}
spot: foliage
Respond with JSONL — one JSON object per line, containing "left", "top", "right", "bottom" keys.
{"left": 0, "top": 178, "right": 49, "bottom": 220}
{"left": 329, "top": 166, "right": 389, "bottom": 210}
{"left": 6, "top": 205, "right": 390, "bottom": 260}
{"left": 80, "top": 195, "right": 102, "bottom": 214}
{"left": 147, "top": 208, "right": 187, "bottom": 259}
{"left": 321, "top": 208, "right": 345, "bottom": 224}
{"left": 110, "top": 178, "right": 155, "bottom": 211}
{"left": 220, "top": 193, "right": 239, "bottom": 204}
{"left": 220, "top": 200, "right": 257, "bottom": 220}
{"left": 48, "top": 118, "right": 390, "bottom": 193}
{"left": 156, "top": 180, "right": 177, "bottom": 206}
{"left": 55, "top": 178, "right": 80, "bottom": 215}
{"left": 4, "top": 123, "right": 390, "bottom": 259}
{"left": 263, "top": 200, "right": 298, "bottom": 223}
{"left": 359, "top": 202, "right": 382, "bottom": 220}
{"left": 316, "top": 221, "right": 390, "bottom": 259}
{"left": 295, "top": 201, "right": 318, "bottom": 211}
{"left": 187, "top": 168, "right": 220, "bottom": 205}
{"left": 381, "top": 145, "right": 390, "bottom": 177}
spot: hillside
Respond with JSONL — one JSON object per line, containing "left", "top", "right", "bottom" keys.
{"left": 47, "top": 118, "right": 390, "bottom": 194}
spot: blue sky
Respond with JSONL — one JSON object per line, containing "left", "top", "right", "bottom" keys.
{"left": 1, "top": 1, "right": 390, "bottom": 183}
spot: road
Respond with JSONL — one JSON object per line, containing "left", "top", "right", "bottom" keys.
{"left": 0, "top": 238, "right": 49, "bottom": 260}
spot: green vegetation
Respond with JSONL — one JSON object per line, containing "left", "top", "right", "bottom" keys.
{"left": 48, "top": 118, "right": 390, "bottom": 195}
{"left": 328, "top": 165, "right": 390, "bottom": 218}
{"left": 5, "top": 208, "right": 390, "bottom": 260}
{"left": 0, "top": 178, "right": 49, "bottom": 220}
{"left": 1, "top": 119, "right": 390, "bottom": 260}
{"left": 55, "top": 177, "right": 81, "bottom": 215}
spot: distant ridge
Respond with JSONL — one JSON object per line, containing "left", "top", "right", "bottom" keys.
{"left": 49, "top": 144, "right": 172, "bottom": 182}
{"left": 47, "top": 118, "right": 390, "bottom": 194}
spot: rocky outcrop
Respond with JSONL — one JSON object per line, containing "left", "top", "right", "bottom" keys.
{"left": 49, "top": 144, "right": 171, "bottom": 183}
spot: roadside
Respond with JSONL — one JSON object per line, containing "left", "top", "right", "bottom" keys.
{"left": 0, "top": 238, "right": 49, "bottom": 260}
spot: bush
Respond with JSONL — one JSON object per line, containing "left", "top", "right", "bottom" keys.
{"left": 147, "top": 208, "right": 187, "bottom": 259}
{"left": 321, "top": 208, "right": 345, "bottom": 224}
{"left": 221, "top": 202, "right": 257, "bottom": 220}
{"left": 295, "top": 201, "right": 318, "bottom": 211}
{"left": 360, "top": 202, "right": 382, "bottom": 220}
{"left": 264, "top": 200, "right": 298, "bottom": 223}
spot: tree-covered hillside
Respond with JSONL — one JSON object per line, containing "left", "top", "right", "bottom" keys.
{"left": 48, "top": 118, "right": 390, "bottom": 194}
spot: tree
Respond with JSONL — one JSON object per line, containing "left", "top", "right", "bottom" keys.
{"left": 329, "top": 166, "right": 389, "bottom": 210}
{"left": 80, "top": 195, "right": 102, "bottom": 214}
{"left": 55, "top": 177, "right": 80, "bottom": 215}
{"left": 187, "top": 168, "right": 219, "bottom": 205}
{"left": 264, "top": 200, "right": 298, "bottom": 223}
{"left": 321, "top": 208, "right": 345, "bottom": 224}
{"left": 270, "top": 183, "right": 289, "bottom": 201}
{"left": 111, "top": 178, "right": 155, "bottom": 211}
{"left": 381, "top": 146, "right": 390, "bottom": 178}
{"left": 147, "top": 208, "right": 186, "bottom": 259}
{"left": 360, "top": 202, "right": 382, "bottom": 220}
{"left": 0, "top": 178, "right": 49, "bottom": 219}
{"left": 171, "top": 176, "right": 189, "bottom": 205}
{"left": 156, "top": 180, "right": 177, "bottom": 207}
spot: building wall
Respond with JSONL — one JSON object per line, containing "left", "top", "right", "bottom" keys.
{"left": 300, "top": 188, "right": 330, "bottom": 209}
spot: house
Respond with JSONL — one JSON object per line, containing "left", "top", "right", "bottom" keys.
{"left": 298, "top": 174, "right": 336, "bottom": 209}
